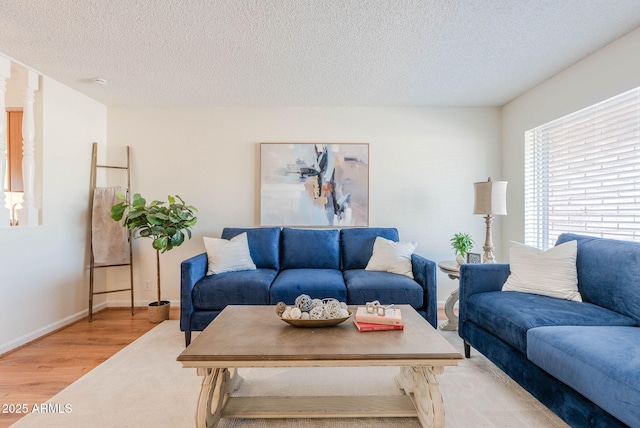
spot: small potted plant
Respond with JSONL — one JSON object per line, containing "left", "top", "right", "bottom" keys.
{"left": 112, "top": 193, "right": 198, "bottom": 322}
{"left": 450, "top": 232, "right": 474, "bottom": 264}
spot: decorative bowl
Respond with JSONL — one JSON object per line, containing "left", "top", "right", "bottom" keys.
{"left": 279, "top": 311, "right": 352, "bottom": 328}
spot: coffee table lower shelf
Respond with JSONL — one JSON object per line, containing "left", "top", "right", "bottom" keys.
{"left": 222, "top": 395, "right": 418, "bottom": 419}
{"left": 195, "top": 366, "right": 446, "bottom": 428}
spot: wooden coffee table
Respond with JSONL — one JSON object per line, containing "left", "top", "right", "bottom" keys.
{"left": 177, "top": 305, "right": 462, "bottom": 428}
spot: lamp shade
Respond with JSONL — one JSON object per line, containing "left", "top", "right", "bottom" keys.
{"left": 473, "top": 178, "right": 507, "bottom": 215}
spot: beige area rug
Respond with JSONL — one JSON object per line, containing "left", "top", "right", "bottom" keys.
{"left": 11, "top": 321, "right": 568, "bottom": 428}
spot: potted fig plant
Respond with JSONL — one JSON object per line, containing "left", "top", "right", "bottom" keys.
{"left": 450, "top": 232, "right": 474, "bottom": 265}
{"left": 112, "top": 193, "right": 198, "bottom": 322}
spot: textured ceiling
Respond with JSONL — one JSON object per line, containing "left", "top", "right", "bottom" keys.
{"left": 1, "top": 0, "right": 639, "bottom": 108}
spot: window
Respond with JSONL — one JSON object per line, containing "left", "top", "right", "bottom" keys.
{"left": 4, "top": 109, "right": 23, "bottom": 226}
{"left": 524, "top": 87, "right": 640, "bottom": 250}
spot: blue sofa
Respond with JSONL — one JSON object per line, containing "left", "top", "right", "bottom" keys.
{"left": 181, "top": 227, "right": 437, "bottom": 345}
{"left": 459, "top": 233, "right": 640, "bottom": 428}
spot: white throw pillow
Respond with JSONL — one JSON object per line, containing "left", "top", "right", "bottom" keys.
{"left": 365, "top": 236, "right": 417, "bottom": 279}
{"left": 204, "top": 232, "right": 257, "bottom": 275}
{"left": 502, "top": 240, "right": 581, "bottom": 302}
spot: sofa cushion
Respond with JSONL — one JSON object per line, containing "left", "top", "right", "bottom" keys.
{"left": 269, "top": 268, "right": 346, "bottom": 304}
{"left": 466, "top": 291, "right": 637, "bottom": 354}
{"left": 556, "top": 233, "right": 640, "bottom": 323}
{"left": 192, "top": 268, "right": 277, "bottom": 310}
{"left": 340, "top": 227, "right": 399, "bottom": 270}
{"left": 343, "top": 269, "right": 423, "bottom": 308}
{"left": 203, "top": 233, "right": 256, "bottom": 274}
{"left": 527, "top": 326, "right": 640, "bottom": 428}
{"left": 222, "top": 227, "right": 281, "bottom": 270}
{"left": 280, "top": 228, "right": 340, "bottom": 270}
{"left": 502, "top": 240, "right": 581, "bottom": 301}
{"left": 365, "top": 236, "right": 416, "bottom": 279}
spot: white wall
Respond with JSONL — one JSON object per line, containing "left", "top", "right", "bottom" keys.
{"left": 107, "top": 107, "right": 502, "bottom": 307}
{"left": 502, "top": 27, "right": 640, "bottom": 248}
{"left": 4, "top": 26, "right": 639, "bottom": 354}
{"left": 0, "top": 76, "right": 107, "bottom": 353}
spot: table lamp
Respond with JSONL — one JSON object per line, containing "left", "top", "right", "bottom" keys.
{"left": 473, "top": 177, "right": 507, "bottom": 263}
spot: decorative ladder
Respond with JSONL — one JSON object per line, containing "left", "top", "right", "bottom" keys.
{"left": 88, "top": 142, "right": 134, "bottom": 322}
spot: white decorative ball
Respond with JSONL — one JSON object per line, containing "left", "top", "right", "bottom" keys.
{"left": 338, "top": 308, "right": 350, "bottom": 318}
{"left": 295, "top": 294, "right": 313, "bottom": 312}
{"left": 282, "top": 307, "right": 292, "bottom": 319}
{"left": 301, "top": 311, "right": 310, "bottom": 320}
{"left": 311, "top": 298, "right": 323, "bottom": 309}
{"left": 323, "top": 299, "right": 342, "bottom": 319}
{"left": 309, "top": 306, "right": 325, "bottom": 319}
{"left": 290, "top": 307, "right": 302, "bottom": 319}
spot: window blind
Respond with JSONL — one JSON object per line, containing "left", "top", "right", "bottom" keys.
{"left": 524, "top": 87, "right": 640, "bottom": 250}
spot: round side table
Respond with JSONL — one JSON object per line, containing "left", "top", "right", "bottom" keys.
{"left": 438, "top": 260, "right": 460, "bottom": 331}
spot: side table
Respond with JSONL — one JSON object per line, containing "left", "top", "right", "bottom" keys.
{"left": 437, "top": 260, "right": 460, "bottom": 331}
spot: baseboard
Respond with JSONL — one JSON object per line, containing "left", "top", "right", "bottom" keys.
{"left": 0, "top": 302, "right": 108, "bottom": 356}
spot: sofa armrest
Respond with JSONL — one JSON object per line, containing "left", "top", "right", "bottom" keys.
{"left": 458, "top": 263, "right": 510, "bottom": 339}
{"left": 412, "top": 253, "right": 438, "bottom": 328}
{"left": 180, "top": 252, "right": 208, "bottom": 332}
{"left": 459, "top": 263, "right": 510, "bottom": 296}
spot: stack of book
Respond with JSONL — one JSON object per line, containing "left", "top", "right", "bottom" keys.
{"left": 353, "top": 305, "right": 404, "bottom": 332}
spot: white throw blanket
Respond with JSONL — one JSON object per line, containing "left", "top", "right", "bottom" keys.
{"left": 91, "top": 187, "right": 129, "bottom": 265}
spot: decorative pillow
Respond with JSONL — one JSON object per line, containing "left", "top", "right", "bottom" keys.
{"left": 203, "top": 232, "right": 256, "bottom": 275}
{"left": 365, "top": 236, "right": 417, "bottom": 279}
{"left": 502, "top": 240, "right": 581, "bottom": 302}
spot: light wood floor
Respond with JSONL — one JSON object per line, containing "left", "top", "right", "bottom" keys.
{"left": 0, "top": 307, "right": 446, "bottom": 427}
{"left": 0, "top": 307, "right": 180, "bottom": 427}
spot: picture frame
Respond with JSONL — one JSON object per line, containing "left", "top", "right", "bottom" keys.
{"left": 467, "top": 252, "right": 482, "bottom": 264}
{"left": 260, "top": 143, "right": 369, "bottom": 227}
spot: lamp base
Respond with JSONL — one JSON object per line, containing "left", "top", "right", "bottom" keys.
{"left": 482, "top": 214, "right": 497, "bottom": 264}
{"left": 482, "top": 249, "right": 497, "bottom": 264}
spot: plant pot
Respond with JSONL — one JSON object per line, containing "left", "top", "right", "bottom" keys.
{"left": 456, "top": 255, "right": 466, "bottom": 265}
{"left": 148, "top": 301, "right": 170, "bottom": 323}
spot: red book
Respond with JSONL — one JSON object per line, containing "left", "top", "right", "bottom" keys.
{"left": 354, "top": 306, "right": 403, "bottom": 325}
{"left": 353, "top": 318, "right": 404, "bottom": 332}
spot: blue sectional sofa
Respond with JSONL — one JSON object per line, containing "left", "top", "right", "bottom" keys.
{"left": 459, "top": 233, "right": 640, "bottom": 428}
{"left": 181, "top": 227, "right": 437, "bottom": 345}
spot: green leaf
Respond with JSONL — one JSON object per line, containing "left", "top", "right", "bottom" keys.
{"left": 168, "top": 195, "right": 176, "bottom": 205}
{"left": 153, "top": 236, "right": 169, "bottom": 251}
{"left": 139, "top": 228, "right": 152, "bottom": 238}
{"left": 168, "top": 211, "right": 181, "bottom": 223}
{"left": 111, "top": 203, "right": 126, "bottom": 221}
{"left": 153, "top": 212, "right": 170, "bottom": 220}
{"left": 127, "top": 211, "right": 146, "bottom": 219}
{"left": 171, "top": 230, "right": 185, "bottom": 247}
{"left": 127, "top": 216, "right": 148, "bottom": 229}
{"left": 147, "top": 214, "right": 165, "bottom": 225}
{"left": 132, "top": 194, "right": 145, "bottom": 207}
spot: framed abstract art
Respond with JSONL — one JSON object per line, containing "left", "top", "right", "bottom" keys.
{"left": 260, "top": 143, "right": 369, "bottom": 227}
